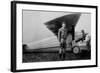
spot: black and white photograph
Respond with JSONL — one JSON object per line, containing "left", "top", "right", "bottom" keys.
{"left": 11, "top": 1, "right": 97, "bottom": 72}
{"left": 22, "top": 10, "right": 91, "bottom": 62}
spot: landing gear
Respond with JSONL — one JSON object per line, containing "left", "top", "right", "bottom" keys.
{"left": 72, "top": 46, "right": 80, "bottom": 55}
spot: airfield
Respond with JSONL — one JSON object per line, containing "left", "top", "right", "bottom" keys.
{"left": 23, "top": 46, "right": 90, "bottom": 63}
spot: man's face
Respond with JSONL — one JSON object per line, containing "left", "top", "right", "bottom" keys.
{"left": 62, "top": 22, "right": 66, "bottom": 28}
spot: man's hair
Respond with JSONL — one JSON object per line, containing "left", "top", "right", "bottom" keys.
{"left": 62, "top": 21, "right": 66, "bottom": 27}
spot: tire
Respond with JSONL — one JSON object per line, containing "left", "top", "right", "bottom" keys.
{"left": 72, "top": 46, "right": 80, "bottom": 54}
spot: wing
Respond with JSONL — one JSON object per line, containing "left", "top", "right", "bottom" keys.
{"left": 44, "top": 13, "right": 81, "bottom": 36}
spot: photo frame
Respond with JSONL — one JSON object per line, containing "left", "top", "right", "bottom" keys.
{"left": 11, "top": 1, "right": 98, "bottom": 72}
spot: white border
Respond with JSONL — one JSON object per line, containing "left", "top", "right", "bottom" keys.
{"left": 16, "top": 3, "right": 96, "bottom": 70}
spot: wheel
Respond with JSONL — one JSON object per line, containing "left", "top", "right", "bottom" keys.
{"left": 72, "top": 46, "right": 80, "bottom": 54}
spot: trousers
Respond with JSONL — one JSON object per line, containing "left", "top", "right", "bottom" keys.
{"left": 59, "top": 40, "right": 66, "bottom": 54}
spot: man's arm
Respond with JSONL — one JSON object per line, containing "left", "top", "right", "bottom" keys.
{"left": 58, "top": 29, "right": 61, "bottom": 42}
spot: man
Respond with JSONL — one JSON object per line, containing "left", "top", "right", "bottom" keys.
{"left": 58, "top": 22, "right": 68, "bottom": 60}
{"left": 75, "top": 30, "right": 87, "bottom": 43}
{"left": 81, "top": 30, "right": 86, "bottom": 41}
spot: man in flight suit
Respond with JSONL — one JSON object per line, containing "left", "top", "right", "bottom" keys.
{"left": 58, "top": 22, "right": 68, "bottom": 60}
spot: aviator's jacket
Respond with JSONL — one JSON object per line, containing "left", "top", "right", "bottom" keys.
{"left": 58, "top": 27, "right": 68, "bottom": 43}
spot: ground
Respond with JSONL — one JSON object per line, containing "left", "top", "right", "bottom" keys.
{"left": 23, "top": 47, "right": 91, "bottom": 63}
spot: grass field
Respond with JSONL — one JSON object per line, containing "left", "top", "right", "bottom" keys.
{"left": 23, "top": 47, "right": 90, "bottom": 63}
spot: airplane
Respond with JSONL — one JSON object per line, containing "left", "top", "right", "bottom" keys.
{"left": 23, "top": 13, "right": 91, "bottom": 54}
